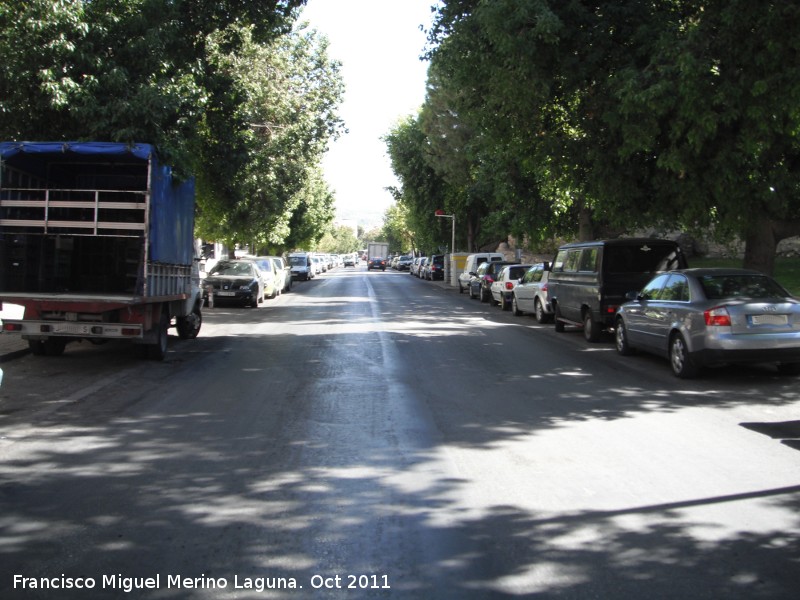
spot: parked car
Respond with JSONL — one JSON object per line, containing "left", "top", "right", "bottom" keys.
{"left": 265, "top": 256, "right": 292, "bottom": 293}
{"left": 244, "top": 256, "right": 279, "bottom": 299}
{"left": 410, "top": 256, "right": 427, "bottom": 277}
{"left": 490, "top": 264, "right": 531, "bottom": 310}
{"left": 549, "top": 238, "right": 688, "bottom": 342}
{"left": 202, "top": 260, "right": 263, "bottom": 307}
{"left": 288, "top": 253, "right": 314, "bottom": 281}
{"left": 469, "top": 261, "right": 518, "bottom": 302}
{"left": 425, "top": 255, "right": 446, "bottom": 280}
{"left": 512, "top": 263, "right": 553, "bottom": 323}
{"left": 458, "top": 253, "right": 505, "bottom": 293}
{"left": 368, "top": 256, "right": 387, "bottom": 271}
{"left": 615, "top": 268, "right": 800, "bottom": 378}
{"left": 396, "top": 255, "right": 413, "bottom": 271}
{"left": 343, "top": 254, "right": 356, "bottom": 267}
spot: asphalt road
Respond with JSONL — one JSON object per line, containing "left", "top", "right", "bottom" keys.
{"left": 1, "top": 266, "right": 799, "bottom": 599}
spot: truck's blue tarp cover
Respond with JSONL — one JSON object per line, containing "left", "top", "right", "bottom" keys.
{"left": 0, "top": 141, "right": 154, "bottom": 161}
{"left": 0, "top": 141, "right": 195, "bottom": 265}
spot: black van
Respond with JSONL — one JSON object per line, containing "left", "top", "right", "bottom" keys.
{"left": 548, "top": 238, "right": 687, "bottom": 342}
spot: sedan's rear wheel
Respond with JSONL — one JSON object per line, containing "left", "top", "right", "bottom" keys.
{"left": 615, "top": 318, "right": 634, "bottom": 356}
{"left": 534, "top": 299, "right": 547, "bottom": 323}
{"left": 512, "top": 295, "right": 523, "bottom": 316}
{"left": 669, "top": 332, "right": 698, "bottom": 378}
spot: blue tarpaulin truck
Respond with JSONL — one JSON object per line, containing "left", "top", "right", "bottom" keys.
{"left": 0, "top": 142, "right": 202, "bottom": 360}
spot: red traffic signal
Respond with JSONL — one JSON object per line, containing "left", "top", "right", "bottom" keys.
{"left": 435, "top": 209, "right": 445, "bottom": 216}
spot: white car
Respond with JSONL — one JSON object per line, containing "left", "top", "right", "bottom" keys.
{"left": 512, "top": 263, "right": 554, "bottom": 323}
{"left": 490, "top": 264, "right": 531, "bottom": 310}
{"left": 243, "top": 256, "right": 279, "bottom": 299}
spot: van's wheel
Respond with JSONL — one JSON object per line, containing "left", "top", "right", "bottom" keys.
{"left": 554, "top": 304, "right": 565, "bottom": 332}
{"left": 176, "top": 303, "right": 202, "bottom": 340}
{"left": 148, "top": 310, "right": 170, "bottom": 361}
{"left": 583, "top": 311, "right": 602, "bottom": 343}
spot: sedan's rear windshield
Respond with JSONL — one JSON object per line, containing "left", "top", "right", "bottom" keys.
{"left": 700, "top": 275, "right": 788, "bottom": 300}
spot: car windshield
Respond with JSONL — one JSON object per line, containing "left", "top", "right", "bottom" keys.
{"left": 605, "top": 245, "right": 683, "bottom": 274}
{"left": 210, "top": 262, "right": 253, "bottom": 277}
{"left": 288, "top": 256, "right": 306, "bottom": 266}
{"left": 699, "top": 274, "right": 789, "bottom": 300}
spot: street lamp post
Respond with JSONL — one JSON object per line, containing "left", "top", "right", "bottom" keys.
{"left": 435, "top": 210, "right": 456, "bottom": 286}
{"left": 434, "top": 209, "right": 455, "bottom": 254}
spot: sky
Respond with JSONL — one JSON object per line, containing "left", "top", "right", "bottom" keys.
{"left": 299, "top": 0, "right": 437, "bottom": 229}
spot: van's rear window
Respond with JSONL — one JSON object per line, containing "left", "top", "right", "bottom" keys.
{"left": 605, "top": 245, "right": 682, "bottom": 273}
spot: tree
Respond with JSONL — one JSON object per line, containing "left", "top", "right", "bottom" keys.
{"left": 316, "top": 225, "right": 359, "bottom": 254}
{"left": 384, "top": 115, "right": 463, "bottom": 253}
{"left": 608, "top": 0, "right": 800, "bottom": 274}
{"left": 196, "top": 22, "right": 345, "bottom": 248}
{"left": 0, "top": 1, "right": 345, "bottom": 253}
{"left": 425, "top": 0, "right": 800, "bottom": 274}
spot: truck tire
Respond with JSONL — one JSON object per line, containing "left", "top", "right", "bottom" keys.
{"left": 176, "top": 303, "right": 202, "bottom": 340}
{"left": 29, "top": 338, "right": 66, "bottom": 356}
{"left": 147, "top": 310, "right": 170, "bottom": 361}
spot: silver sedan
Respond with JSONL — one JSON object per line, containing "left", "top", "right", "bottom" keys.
{"left": 614, "top": 268, "right": 800, "bottom": 378}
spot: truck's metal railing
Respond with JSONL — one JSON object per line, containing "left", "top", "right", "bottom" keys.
{"left": 147, "top": 263, "right": 193, "bottom": 298}
{"left": 0, "top": 187, "right": 146, "bottom": 236}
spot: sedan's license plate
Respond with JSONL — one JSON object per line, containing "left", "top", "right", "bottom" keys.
{"left": 216, "top": 291, "right": 236, "bottom": 296}
{"left": 750, "top": 314, "right": 788, "bottom": 326}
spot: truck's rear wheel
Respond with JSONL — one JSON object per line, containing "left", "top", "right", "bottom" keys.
{"left": 147, "top": 311, "right": 170, "bottom": 361}
{"left": 29, "top": 338, "right": 66, "bottom": 356}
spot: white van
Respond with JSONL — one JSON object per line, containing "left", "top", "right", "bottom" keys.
{"left": 287, "top": 252, "right": 314, "bottom": 281}
{"left": 457, "top": 252, "right": 505, "bottom": 293}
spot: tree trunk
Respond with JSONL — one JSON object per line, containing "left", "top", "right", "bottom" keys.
{"left": 743, "top": 217, "right": 777, "bottom": 275}
{"left": 467, "top": 215, "right": 477, "bottom": 252}
{"left": 578, "top": 204, "right": 594, "bottom": 241}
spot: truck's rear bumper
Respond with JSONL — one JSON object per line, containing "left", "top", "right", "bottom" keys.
{"left": 3, "top": 319, "right": 144, "bottom": 340}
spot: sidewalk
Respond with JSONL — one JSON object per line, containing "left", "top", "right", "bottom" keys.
{"left": 0, "top": 303, "right": 30, "bottom": 362}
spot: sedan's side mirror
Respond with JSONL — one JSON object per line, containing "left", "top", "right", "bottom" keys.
{"left": 625, "top": 291, "right": 640, "bottom": 301}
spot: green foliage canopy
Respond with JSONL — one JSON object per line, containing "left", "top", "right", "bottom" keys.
{"left": 0, "top": 0, "right": 345, "bottom": 253}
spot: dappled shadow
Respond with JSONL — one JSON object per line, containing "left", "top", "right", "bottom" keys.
{"left": 1, "top": 269, "right": 799, "bottom": 598}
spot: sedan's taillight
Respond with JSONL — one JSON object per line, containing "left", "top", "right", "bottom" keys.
{"left": 704, "top": 306, "right": 732, "bottom": 326}
{"left": 505, "top": 282, "right": 514, "bottom": 290}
